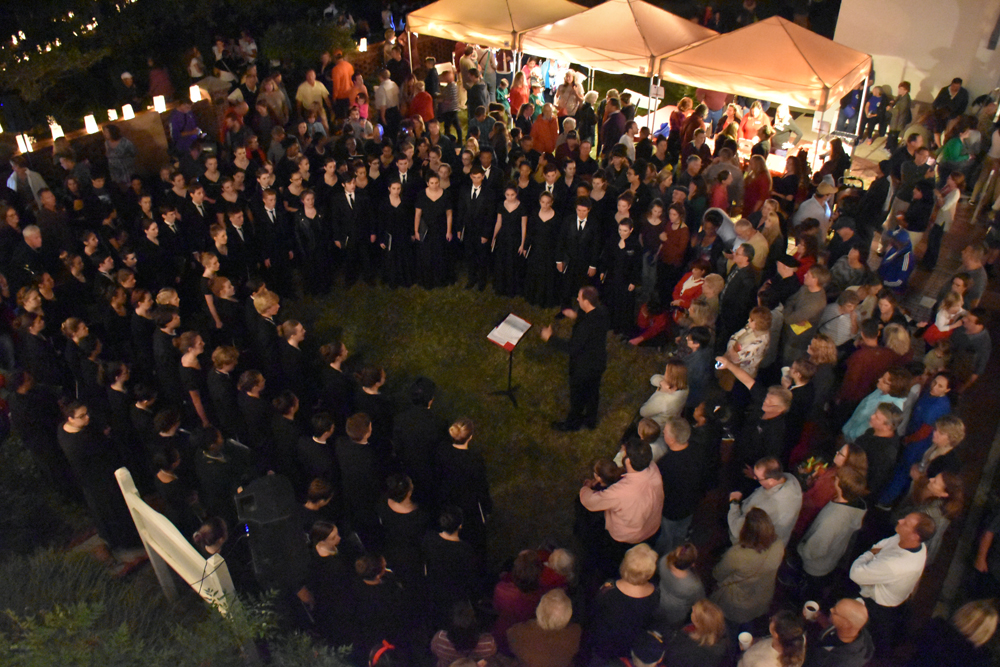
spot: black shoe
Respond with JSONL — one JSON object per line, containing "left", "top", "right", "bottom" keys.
{"left": 551, "top": 420, "right": 582, "bottom": 432}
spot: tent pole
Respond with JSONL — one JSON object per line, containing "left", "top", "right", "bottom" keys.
{"left": 407, "top": 31, "right": 413, "bottom": 73}
{"left": 855, "top": 73, "right": 869, "bottom": 139}
{"left": 812, "top": 86, "right": 830, "bottom": 173}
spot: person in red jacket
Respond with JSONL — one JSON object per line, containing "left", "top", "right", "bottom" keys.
{"left": 531, "top": 103, "right": 559, "bottom": 155}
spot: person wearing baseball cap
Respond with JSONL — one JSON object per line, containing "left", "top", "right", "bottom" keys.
{"left": 792, "top": 174, "right": 835, "bottom": 230}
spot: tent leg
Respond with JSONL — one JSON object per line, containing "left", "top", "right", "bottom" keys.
{"left": 407, "top": 32, "right": 413, "bottom": 73}
{"left": 855, "top": 74, "right": 869, "bottom": 139}
{"left": 812, "top": 106, "right": 827, "bottom": 173}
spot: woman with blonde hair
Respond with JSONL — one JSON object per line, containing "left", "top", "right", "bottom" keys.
{"left": 640, "top": 359, "right": 690, "bottom": 427}
{"left": 507, "top": 588, "right": 581, "bottom": 667}
{"left": 738, "top": 610, "right": 806, "bottom": 667}
{"left": 724, "top": 306, "right": 772, "bottom": 379}
{"left": 909, "top": 599, "right": 997, "bottom": 666}
{"left": 436, "top": 418, "right": 491, "bottom": 551}
{"left": 883, "top": 322, "right": 912, "bottom": 358}
{"left": 587, "top": 543, "right": 660, "bottom": 662}
{"left": 663, "top": 599, "right": 727, "bottom": 666}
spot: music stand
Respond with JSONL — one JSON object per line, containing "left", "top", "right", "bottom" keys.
{"left": 487, "top": 314, "right": 532, "bottom": 407}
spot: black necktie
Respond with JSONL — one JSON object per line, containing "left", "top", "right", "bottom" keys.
{"left": 196, "top": 204, "right": 204, "bottom": 216}
{"left": 472, "top": 188, "right": 478, "bottom": 200}
{"left": 347, "top": 194, "right": 354, "bottom": 208}
{"left": 578, "top": 219, "right": 584, "bottom": 232}
{"left": 401, "top": 173, "right": 406, "bottom": 184}
{"left": 268, "top": 209, "right": 275, "bottom": 223}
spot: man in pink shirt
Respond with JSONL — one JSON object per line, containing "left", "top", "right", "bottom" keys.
{"left": 580, "top": 438, "right": 664, "bottom": 575}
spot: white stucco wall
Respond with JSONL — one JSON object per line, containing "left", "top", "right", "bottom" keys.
{"left": 835, "top": 0, "right": 1000, "bottom": 103}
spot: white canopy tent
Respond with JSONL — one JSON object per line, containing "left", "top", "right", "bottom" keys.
{"left": 518, "top": 0, "right": 717, "bottom": 76}
{"left": 406, "top": 0, "right": 586, "bottom": 50}
{"left": 656, "top": 16, "right": 871, "bottom": 111}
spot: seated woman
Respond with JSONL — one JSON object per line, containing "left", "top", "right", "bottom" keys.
{"left": 639, "top": 359, "right": 690, "bottom": 431}
{"left": 431, "top": 601, "right": 497, "bottom": 667}
{"left": 507, "top": 588, "right": 582, "bottom": 667}
{"left": 738, "top": 610, "right": 806, "bottom": 667}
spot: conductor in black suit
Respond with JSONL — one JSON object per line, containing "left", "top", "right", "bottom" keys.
{"left": 541, "top": 286, "right": 610, "bottom": 432}
{"left": 458, "top": 166, "right": 496, "bottom": 290}
{"left": 333, "top": 173, "right": 375, "bottom": 286}
{"left": 555, "top": 196, "right": 602, "bottom": 307}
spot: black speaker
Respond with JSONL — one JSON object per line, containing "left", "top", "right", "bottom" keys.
{"left": 235, "top": 474, "right": 309, "bottom": 590}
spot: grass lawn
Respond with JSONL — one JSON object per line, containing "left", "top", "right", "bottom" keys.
{"left": 287, "top": 282, "right": 664, "bottom": 569}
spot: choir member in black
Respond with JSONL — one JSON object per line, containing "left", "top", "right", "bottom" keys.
{"left": 376, "top": 474, "right": 430, "bottom": 593}
{"left": 105, "top": 361, "right": 147, "bottom": 491}
{"left": 130, "top": 384, "right": 158, "bottom": 451}
{"left": 378, "top": 180, "right": 413, "bottom": 288}
{"left": 294, "top": 190, "right": 331, "bottom": 294}
{"left": 335, "top": 413, "right": 382, "bottom": 544}
{"left": 421, "top": 506, "right": 483, "bottom": 627}
{"left": 207, "top": 346, "right": 242, "bottom": 441}
{"left": 77, "top": 336, "right": 110, "bottom": 430}
{"left": 200, "top": 252, "right": 224, "bottom": 332}
{"left": 224, "top": 206, "right": 257, "bottom": 286}
{"left": 333, "top": 173, "right": 375, "bottom": 286}
{"left": 56, "top": 254, "right": 93, "bottom": 320}
{"left": 60, "top": 317, "right": 88, "bottom": 383}
{"left": 152, "top": 446, "right": 201, "bottom": 538}
{"left": 413, "top": 173, "right": 454, "bottom": 288}
{"left": 237, "top": 370, "right": 274, "bottom": 473}
{"left": 491, "top": 184, "right": 529, "bottom": 297}
{"left": 299, "top": 521, "right": 358, "bottom": 647}
{"left": 354, "top": 365, "right": 394, "bottom": 463}
{"left": 254, "top": 189, "right": 294, "bottom": 297}
{"left": 156, "top": 205, "right": 186, "bottom": 277}
{"left": 210, "top": 223, "right": 237, "bottom": 283}
{"left": 192, "top": 516, "right": 256, "bottom": 593}
{"left": 351, "top": 554, "right": 407, "bottom": 658}
{"left": 182, "top": 184, "right": 212, "bottom": 251}
{"left": 297, "top": 413, "right": 338, "bottom": 489}
{"left": 514, "top": 160, "right": 540, "bottom": 207}
{"left": 211, "top": 276, "right": 245, "bottom": 348}
{"left": 15, "top": 313, "right": 66, "bottom": 388}
{"left": 250, "top": 288, "right": 281, "bottom": 382}
{"left": 624, "top": 159, "right": 654, "bottom": 217}
{"left": 193, "top": 428, "right": 247, "bottom": 529}
{"left": 177, "top": 331, "right": 212, "bottom": 428}
{"left": 555, "top": 196, "right": 603, "bottom": 306}
{"left": 152, "top": 306, "right": 183, "bottom": 406}
{"left": 100, "top": 286, "right": 132, "bottom": 362}
{"left": 270, "top": 391, "right": 305, "bottom": 488}
{"left": 314, "top": 157, "right": 341, "bottom": 214}
{"left": 396, "top": 152, "right": 422, "bottom": 207}
{"left": 277, "top": 319, "right": 312, "bottom": 407}
{"left": 538, "top": 164, "right": 563, "bottom": 214}
{"left": 436, "top": 418, "right": 492, "bottom": 554}
{"left": 57, "top": 401, "right": 140, "bottom": 553}
{"left": 457, "top": 167, "right": 496, "bottom": 291}
{"left": 555, "top": 158, "right": 582, "bottom": 218}
{"left": 588, "top": 170, "right": 618, "bottom": 240}
{"left": 136, "top": 218, "right": 170, "bottom": 290}
{"left": 601, "top": 218, "right": 643, "bottom": 335}
{"left": 10, "top": 371, "right": 77, "bottom": 499}
{"left": 523, "top": 191, "right": 561, "bottom": 308}
{"left": 320, "top": 337, "right": 355, "bottom": 431}
{"left": 35, "top": 272, "right": 65, "bottom": 335}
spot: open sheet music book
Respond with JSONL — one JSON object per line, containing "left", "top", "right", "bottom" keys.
{"left": 487, "top": 314, "right": 532, "bottom": 352}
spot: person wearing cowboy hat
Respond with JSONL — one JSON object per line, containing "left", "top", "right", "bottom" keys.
{"left": 792, "top": 174, "right": 836, "bottom": 233}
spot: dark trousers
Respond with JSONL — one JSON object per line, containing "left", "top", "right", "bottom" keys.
{"left": 864, "top": 597, "right": 906, "bottom": 658}
{"left": 466, "top": 235, "right": 491, "bottom": 288}
{"left": 922, "top": 224, "right": 944, "bottom": 270}
{"left": 439, "top": 110, "right": 462, "bottom": 142}
{"left": 567, "top": 372, "right": 602, "bottom": 428}
{"left": 343, "top": 242, "right": 373, "bottom": 286}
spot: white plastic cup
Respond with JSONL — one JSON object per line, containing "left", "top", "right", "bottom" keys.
{"left": 738, "top": 632, "right": 753, "bottom": 651}
{"left": 803, "top": 601, "right": 820, "bottom": 620}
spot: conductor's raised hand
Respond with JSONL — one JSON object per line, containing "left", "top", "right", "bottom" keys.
{"left": 562, "top": 308, "right": 577, "bottom": 319}
{"left": 540, "top": 325, "right": 553, "bottom": 341}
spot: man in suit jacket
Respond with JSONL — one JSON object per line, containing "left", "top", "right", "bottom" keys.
{"left": 555, "top": 196, "right": 602, "bottom": 306}
{"left": 718, "top": 242, "right": 758, "bottom": 348}
{"left": 252, "top": 189, "right": 294, "bottom": 296}
{"left": 542, "top": 286, "right": 610, "bottom": 431}
{"left": 394, "top": 153, "right": 422, "bottom": 207}
{"left": 458, "top": 167, "right": 496, "bottom": 290}
{"left": 332, "top": 173, "right": 375, "bottom": 286}
{"left": 180, "top": 185, "right": 211, "bottom": 253}
{"left": 226, "top": 204, "right": 260, "bottom": 285}
{"left": 393, "top": 377, "right": 449, "bottom": 507}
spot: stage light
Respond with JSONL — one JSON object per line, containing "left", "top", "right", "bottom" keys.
{"left": 122, "top": 104, "right": 134, "bottom": 120}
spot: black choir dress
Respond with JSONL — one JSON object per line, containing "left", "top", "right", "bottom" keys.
{"left": 601, "top": 232, "right": 643, "bottom": 334}
{"left": 294, "top": 209, "right": 331, "bottom": 293}
{"left": 523, "top": 210, "right": 561, "bottom": 308}
{"left": 492, "top": 201, "right": 527, "bottom": 297}
{"left": 415, "top": 190, "right": 452, "bottom": 288}
{"left": 378, "top": 198, "right": 413, "bottom": 287}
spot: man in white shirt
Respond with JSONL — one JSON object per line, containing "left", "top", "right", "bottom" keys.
{"left": 849, "top": 511, "right": 935, "bottom": 658}
{"left": 792, "top": 176, "right": 836, "bottom": 233}
{"left": 728, "top": 457, "right": 802, "bottom": 545}
{"left": 375, "top": 69, "right": 401, "bottom": 138}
